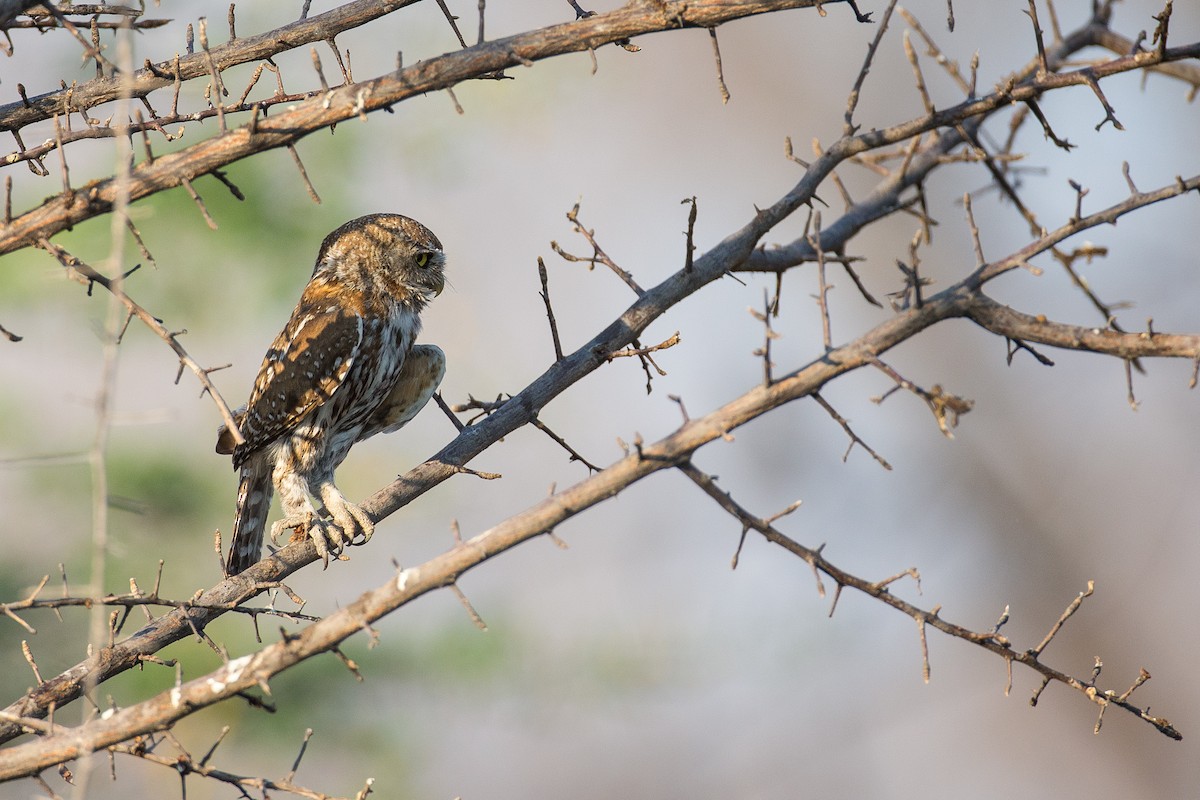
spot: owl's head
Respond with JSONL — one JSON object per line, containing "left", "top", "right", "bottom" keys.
{"left": 315, "top": 213, "right": 446, "bottom": 303}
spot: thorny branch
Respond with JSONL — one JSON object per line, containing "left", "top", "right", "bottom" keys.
{"left": 1, "top": 572, "right": 317, "bottom": 637}
{"left": 677, "top": 462, "right": 1175, "bottom": 738}
{"left": 5, "top": 0, "right": 1192, "bottom": 258}
{"left": 90, "top": 725, "right": 368, "bottom": 800}
{"left": 2, "top": 162, "right": 1195, "bottom": 773}
{"left": 0, "top": 273, "right": 1186, "bottom": 779}
{"left": 36, "top": 241, "right": 245, "bottom": 446}
{"left": 554, "top": 202, "right": 644, "bottom": 296}
{"left": 0, "top": 0, "right": 423, "bottom": 133}
{"left": 0, "top": 0, "right": 866, "bottom": 255}
{"left": 5, "top": 7, "right": 1198, "bottom": 726}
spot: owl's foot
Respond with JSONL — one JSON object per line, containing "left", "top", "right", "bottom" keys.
{"left": 305, "top": 518, "right": 357, "bottom": 567}
{"left": 308, "top": 487, "right": 374, "bottom": 567}
{"left": 320, "top": 487, "right": 375, "bottom": 547}
{"left": 270, "top": 511, "right": 312, "bottom": 547}
{"left": 269, "top": 490, "right": 374, "bottom": 567}
{"left": 268, "top": 513, "right": 355, "bottom": 568}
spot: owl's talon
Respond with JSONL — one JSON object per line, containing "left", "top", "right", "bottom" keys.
{"left": 269, "top": 512, "right": 311, "bottom": 547}
{"left": 264, "top": 495, "right": 373, "bottom": 566}
{"left": 298, "top": 504, "right": 366, "bottom": 568}
{"left": 319, "top": 488, "right": 375, "bottom": 548}
{"left": 304, "top": 518, "right": 342, "bottom": 568}
{"left": 314, "top": 534, "right": 331, "bottom": 569}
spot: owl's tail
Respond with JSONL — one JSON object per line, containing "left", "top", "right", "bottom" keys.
{"left": 226, "top": 459, "right": 273, "bottom": 575}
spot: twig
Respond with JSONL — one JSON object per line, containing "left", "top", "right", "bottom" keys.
{"left": 179, "top": 176, "right": 217, "bottom": 229}
{"left": 1030, "top": 580, "right": 1094, "bottom": 658}
{"left": 198, "top": 18, "right": 228, "bottom": 132}
{"left": 708, "top": 27, "right": 730, "bottom": 103}
{"left": 537, "top": 257, "right": 564, "bottom": 362}
{"left": 811, "top": 392, "right": 892, "bottom": 469}
{"left": 843, "top": 0, "right": 898, "bottom": 135}
{"left": 36, "top": 242, "right": 245, "bottom": 446}
{"left": 554, "top": 203, "right": 644, "bottom": 296}
{"left": 682, "top": 196, "right": 698, "bottom": 273}
{"left": 808, "top": 212, "right": 833, "bottom": 351}
{"left": 435, "top": 0, "right": 468, "bottom": 48}
{"left": 530, "top": 417, "right": 601, "bottom": 472}
{"left": 750, "top": 290, "right": 778, "bottom": 386}
{"left": 870, "top": 357, "right": 974, "bottom": 438}
{"left": 904, "top": 30, "right": 935, "bottom": 116}
{"left": 450, "top": 583, "right": 488, "bottom": 631}
{"left": 1025, "top": 0, "right": 1049, "bottom": 76}
{"left": 675, "top": 463, "right": 1177, "bottom": 737}
{"left": 598, "top": 332, "right": 680, "bottom": 364}
{"left": 287, "top": 144, "right": 321, "bottom": 204}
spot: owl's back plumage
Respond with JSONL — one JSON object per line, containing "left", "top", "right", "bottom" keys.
{"left": 219, "top": 214, "right": 447, "bottom": 574}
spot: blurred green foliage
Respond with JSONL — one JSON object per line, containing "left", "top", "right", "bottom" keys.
{"left": 106, "top": 445, "right": 228, "bottom": 530}
{"left": 1, "top": 123, "right": 371, "bottom": 322}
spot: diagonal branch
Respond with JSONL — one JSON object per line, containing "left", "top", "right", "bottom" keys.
{"left": 0, "top": 275, "right": 973, "bottom": 779}
{"left": 5, "top": 165, "right": 1194, "bottom": 749}
{"left": 1, "top": 0, "right": 850, "bottom": 255}
{"left": 5, "top": 204, "right": 1194, "bottom": 771}
{"left": 0, "top": 0, "right": 422, "bottom": 134}
{"left": 9, "top": 2, "right": 1197, "bottom": 258}
{"left": 38, "top": 241, "right": 245, "bottom": 446}
{"left": 676, "top": 462, "right": 1178, "bottom": 738}
{"left": 967, "top": 295, "right": 1200, "bottom": 361}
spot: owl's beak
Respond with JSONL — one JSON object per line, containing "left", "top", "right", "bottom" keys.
{"left": 430, "top": 273, "right": 445, "bottom": 297}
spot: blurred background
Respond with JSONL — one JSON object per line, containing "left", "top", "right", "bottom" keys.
{"left": 0, "top": 1, "right": 1197, "bottom": 797}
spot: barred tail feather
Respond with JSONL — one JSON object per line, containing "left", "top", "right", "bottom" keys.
{"left": 227, "top": 459, "right": 273, "bottom": 574}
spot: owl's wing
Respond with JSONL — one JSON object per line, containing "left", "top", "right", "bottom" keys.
{"left": 214, "top": 405, "right": 246, "bottom": 456}
{"left": 229, "top": 305, "right": 366, "bottom": 466}
{"left": 359, "top": 344, "right": 445, "bottom": 440}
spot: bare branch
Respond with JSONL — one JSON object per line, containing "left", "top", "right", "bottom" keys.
{"left": 36, "top": 242, "right": 246, "bottom": 446}
{"left": 967, "top": 296, "right": 1200, "bottom": 363}
{"left": 708, "top": 27, "right": 730, "bottom": 103}
{"left": 4, "top": 95, "right": 1195, "bottom": 748}
{"left": 537, "top": 256, "right": 564, "bottom": 362}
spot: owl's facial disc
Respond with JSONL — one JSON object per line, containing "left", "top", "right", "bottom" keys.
{"left": 415, "top": 250, "right": 446, "bottom": 297}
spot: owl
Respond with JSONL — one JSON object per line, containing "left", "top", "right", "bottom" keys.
{"left": 216, "top": 214, "right": 447, "bottom": 574}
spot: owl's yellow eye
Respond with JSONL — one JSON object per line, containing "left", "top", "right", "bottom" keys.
{"left": 415, "top": 253, "right": 431, "bottom": 268}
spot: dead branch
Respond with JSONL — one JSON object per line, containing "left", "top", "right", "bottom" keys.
{"left": 1, "top": 0, "right": 862, "bottom": 255}
{"left": 4, "top": 164, "right": 1195, "bottom": 749}
{"left": 36, "top": 241, "right": 246, "bottom": 446}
